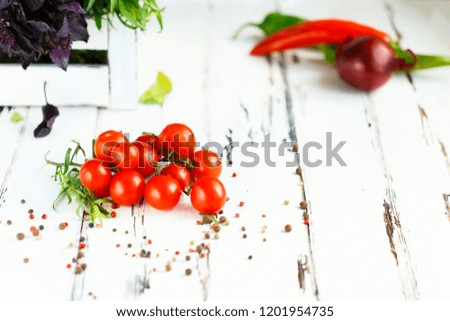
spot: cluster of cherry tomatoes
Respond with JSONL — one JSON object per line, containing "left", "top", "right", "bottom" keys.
{"left": 79, "top": 123, "right": 227, "bottom": 215}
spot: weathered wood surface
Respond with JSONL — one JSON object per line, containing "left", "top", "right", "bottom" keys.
{"left": 0, "top": 0, "right": 449, "bottom": 300}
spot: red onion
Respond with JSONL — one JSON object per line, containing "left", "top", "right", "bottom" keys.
{"left": 335, "top": 35, "right": 415, "bottom": 91}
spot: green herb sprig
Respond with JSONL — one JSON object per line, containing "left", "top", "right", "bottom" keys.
{"left": 85, "top": 0, "right": 164, "bottom": 31}
{"left": 46, "top": 141, "right": 112, "bottom": 223}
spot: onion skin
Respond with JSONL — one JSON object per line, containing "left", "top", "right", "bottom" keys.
{"left": 335, "top": 36, "right": 399, "bottom": 91}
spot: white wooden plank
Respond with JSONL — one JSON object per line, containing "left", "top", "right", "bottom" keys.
{"left": 363, "top": 0, "right": 450, "bottom": 299}
{"left": 199, "top": 0, "right": 319, "bottom": 300}
{"left": 108, "top": 17, "right": 138, "bottom": 110}
{"left": 76, "top": 0, "right": 212, "bottom": 299}
{"left": 0, "top": 107, "right": 28, "bottom": 198}
{"left": 0, "top": 107, "right": 98, "bottom": 299}
{"left": 0, "top": 65, "right": 109, "bottom": 107}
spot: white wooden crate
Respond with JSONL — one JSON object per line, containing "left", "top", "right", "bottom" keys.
{"left": 0, "top": 18, "right": 137, "bottom": 110}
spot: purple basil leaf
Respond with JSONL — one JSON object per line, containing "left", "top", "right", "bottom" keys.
{"left": 57, "top": 1, "right": 84, "bottom": 14}
{"left": 49, "top": 43, "right": 71, "bottom": 71}
{"left": 57, "top": 17, "right": 70, "bottom": 38}
{"left": 34, "top": 123, "right": 51, "bottom": 138}
{"left": 34, "top": 103, "right": 60, "bottom": 138}
{"left": 0, "top": 0, "right": 12, "bottom": 10}
{"left": 68, "top": 15, "right": 89, "bottom": 42}
{"left": 23, "top": 0, "right": 44, "bottom": 11}
{"left": 27, "top": 20, "right": 53, "bottom": 32}
{"left": 0, "top": 0, "right": 88, "bottom": 69}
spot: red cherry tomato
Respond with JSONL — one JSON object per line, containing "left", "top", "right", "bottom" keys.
{"left": 136, "top": 134, "right": 160, "bottom": 154}
{"left": 144, "top": 175, "right": 182, "bottom": 211}
{"left": 160, "top": 163, "right": 191, "bottom": 190}
{"left": 133, "top": 141, "right": 158, "bottom": 178}
{"left": 94, "top": 130, "right": 128, "bottom": 164}
{"left": 79, "top": 159, "right": 112, "bottom": 197}
{"left": 158, "top": 123, "right": 196, "bottom": 159}
{"left": 191, "top": 149, "right": 222, "bottom": 181}
{"left": 190, "top": 177, "right": 226, "bottom": 214}
{"left": 110, "top": 142, "right": 140, "bottom": 169}
{"left": 109, "top": 170, "right": 145, "bottom": 206}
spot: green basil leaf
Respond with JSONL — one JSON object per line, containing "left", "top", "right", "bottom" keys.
{"left": 140, "top": 72, "right": 172, "bottom": 106}
{"left": 10, "top": 111, "right": 24, "bottom": 123}
{"left": 413, "top": 54, "right": 450, "bottom": 71}
{"left": 86, "top": 0, "right": 97, "bottom": 11}
{"left": 110, "top": 0, "right": 118, "bottom": 12}
{"left": 233, "top": 12, "right": 306, "bottom": 39}
{"left": 391, "top": 41, "right": 450, "bottom": 71}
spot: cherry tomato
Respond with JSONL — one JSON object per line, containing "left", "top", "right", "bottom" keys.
{"left": 110, "top": 142, "right": 140, "bottom": 169}
{"left": 109, "top": 170, "right": 145, "bottom": 206}
{"left": 158, "top": 123, "right": 196, "bottom": 159}
{"left": 191, "top": 149, "right": 222, "bottom": 181}
{"left": 94, "top": 130, "right": 128, "bottom": 164}
{"left": 133, "top": 141, "right": 158, "bottom": 178}
{"left": 136, "top": 134, "right": 160, "bottom": 154}
{"left": 160, "top": 163, "right": 191, "bottom": 190}
{"left": 144, "top": 175, "right": 182, "bottom": 211}
{"left": 79, "top": 159, "right": 112, "bottom": 197}
{"left": 190, "top": 177, "right": 226, "bottom": 214}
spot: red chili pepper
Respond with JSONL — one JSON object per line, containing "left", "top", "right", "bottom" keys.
{"left": 251, "top": 19, "right": 391, "bottom": 56}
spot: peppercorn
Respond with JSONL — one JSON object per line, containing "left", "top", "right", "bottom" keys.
{"left": 112, "top": 228, "right": 117, "bottom": 232}
{"left": 285, "top": 224, "right": 292, "bottom": 233}
{"left": 16, "top": 233, "right": 25, "bottom": 241}
{"left": 32, "top": 229, "right": 39, "bottom": 237}
{"left": 77, "top": 252, "right": 84, "bottom": 259}
{"left": 6, "top": 220, "right": 12, "bottom": 225}
{"left": 295, "top": 167, "right": 302, "bottom": 175}
{"left": 219, "top": 216, "right": 227, "bottom": 224}
{"left": 196, "top": 245, "right": 203, "bottom": 254}
{"left": 127, "top": 244, "right": 132, "bottom": 248}
{"left": 75, "top": 266, "right": 83, "bottom": 275}
{"left": 28, "top": 209, "right": 33, "bottom": 214}
{"left": 88, "top": 223, "right": 94, "bottom": 228}
{"left": 186, "top": 269, "right": 192, "bottom": 276}
{"left": 20, "top": 199, "right": 26, "bottom": 204}
{"left": 58, "top": 222, "right": 66, "bottom": 230}
{"left": 23, "top": 258, "right": 29, "bottom": 264}
{"left": 205, "top": 233, "right": 210, "bottom": 239}
{"left": 202, "top": 215, "right": 212, "bottom": 225}
{"left": 241, "top": 226, "right": 246, "bottom": 231}
{"left": 300, "top": 201, "right": 308, "bottom": 210}
{"left": 186, "top": 255, "right": 191, "bottom": 261}
{"left": 165, "top": 263, "right": 172, "bottom": 272}
{"left": 243, "top": 234, "right": 247, "bottom": 239}
{"left": 283, "top": 200, "right": 290, "bottom": 205}
{"left": 248, "top": 255, "right": 253, "bottom": 260}
{"left": 213, "top": 225, "right": 221, "bottom": 233}
{"left": 39, "top": 225, "right": 44, "bottom": 230}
